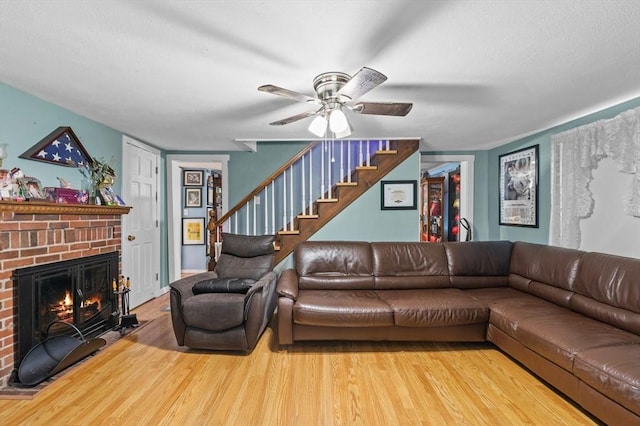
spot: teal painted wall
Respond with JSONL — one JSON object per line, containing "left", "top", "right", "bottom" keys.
{"left": 487, "top": 97, "right": 640, "bottom": 243}
{"left": 227, "top": 141, "right": 308, "bottom": 207}
{"left": 0, "top": 83, "right": 124, "bottom": 194}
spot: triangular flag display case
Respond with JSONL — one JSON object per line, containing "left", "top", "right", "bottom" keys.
{"left": 20, "top": 126, "right": 92, "bottom": 168}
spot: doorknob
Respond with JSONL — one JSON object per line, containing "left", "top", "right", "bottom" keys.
{"left": 128, "top": 235, "right": 136, "bottom": 241}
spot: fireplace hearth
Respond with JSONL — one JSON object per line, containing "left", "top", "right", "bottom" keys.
{"left": 13, "top": 252, "right": 119, "bottom": 372}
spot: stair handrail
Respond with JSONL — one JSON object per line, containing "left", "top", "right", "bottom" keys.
{"left": 210, "top": 141, "right": 320, "bottom": 238}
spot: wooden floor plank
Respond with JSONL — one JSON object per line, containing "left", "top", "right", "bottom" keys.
{"left": 0, "top": 293, "right": 597, "bottom": 425}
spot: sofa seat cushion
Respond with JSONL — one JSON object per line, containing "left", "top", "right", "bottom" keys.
{"left": 183, "top": 293, "right": 246, "bottom": 331}
{"left": 487, "top": 296, "right": 640, "bottom": 371}
{"left": 293, "top": 290, "right": 394, "bottom": 327}
{"left": 376, "top": 289, "right": 489, "bottom": 327}
{"left": 574, "top": 344, "right": 640, "bottom": 416}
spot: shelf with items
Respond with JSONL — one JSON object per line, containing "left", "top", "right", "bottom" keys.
{"left": 421, "top": 177, "right": 445, "bottom": 243}
{"left": 447, "top": 169, "right": 461, "bottom": 241}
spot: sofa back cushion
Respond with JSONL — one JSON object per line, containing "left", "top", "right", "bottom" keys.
{"left": 295, "top": 241, "right": 375, "bottom": 290}
{"left": 571, "top": 252, "right": 640, "bottom": 334}
{"left": 371, "top": 242, "right": 450, "bottom": 289}
{"left": 509, "top": 242, "right": 584, "bottom": 308}
{"left": 443, "top": 241, "right": 512, "bottom": 289}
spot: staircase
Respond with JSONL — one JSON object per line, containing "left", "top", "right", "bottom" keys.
{"left": 208, "top": 139, "right": 419, "bottom": 266}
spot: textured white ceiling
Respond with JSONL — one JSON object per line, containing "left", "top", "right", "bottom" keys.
{"left": 1, "top": 0, "right": 639, "bottom": 152}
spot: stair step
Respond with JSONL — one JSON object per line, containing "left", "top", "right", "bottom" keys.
{"left": 356, "top": 166, "right": 378, "bottom": 171}
{"left": 278, "top": 230, "right": 300, "bottom": 235}
{"left": 336, "top": 182, "right": 358, "bottom": 187}
{"left": 375, "top": 150, "right": 398, "bottom": 155}
{"left": 316, "top": 198, "right": 338, "bottom": 203}
{"left": 298, "top": 214, "right": 319, "bottom": 219}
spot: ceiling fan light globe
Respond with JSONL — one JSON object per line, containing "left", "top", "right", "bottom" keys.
{"left": 334, "top": 124, "right": 352, "bottom": 139}
{"left": 329, "top": 109, "right": 349, "bottom": 133}
{"left": 308, "top": 115, "right": 328, "bottom": 137}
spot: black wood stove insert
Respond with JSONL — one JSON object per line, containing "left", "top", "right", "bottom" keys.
{"left": 13, "top": 252, "right": 119, "bottom": 368}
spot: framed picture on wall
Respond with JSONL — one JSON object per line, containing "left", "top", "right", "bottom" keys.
{"left": 499, "top": 145, "right": 539, "bottom": 227}
{"left": 380, "top": 180, "right": 417, "bottom": 210}
{"left": 182, "top": 218, "right": 205, "bottom": 245}
{"left": 183, "top": 169, "right": 203, "bottom": 186}
{"left": 185, "top": 188, "right": 202, "bottom": 208}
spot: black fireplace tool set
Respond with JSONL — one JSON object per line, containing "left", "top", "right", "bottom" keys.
{"left": 114, "top": 276, "right": 139, "bottom": 335}
{"left": 17, "top": 276, "right": 139, "bottom": 386}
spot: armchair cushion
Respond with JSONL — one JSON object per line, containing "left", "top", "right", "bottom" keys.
{"left": 193, "top": 277, "right": 256, "bottom": 294}
{"left": 221, "top": 232, "right": 276, "bottom": 258}
{"left": 182, "top": 293, "right": 246, "bottom": 331}
{"left": 215, "top": 233, "right": 276, "bottom": 281}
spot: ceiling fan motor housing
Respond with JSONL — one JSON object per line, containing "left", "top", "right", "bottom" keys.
{"left": 313, "top": 72, "right": 351, "bottom": 102}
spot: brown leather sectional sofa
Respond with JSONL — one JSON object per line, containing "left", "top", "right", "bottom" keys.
{"left": 276, "top": 240, "right": 640, "bottom": 424}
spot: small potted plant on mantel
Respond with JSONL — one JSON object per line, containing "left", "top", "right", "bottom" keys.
{"left": 79, "top": 157, "right": 116, "bottom": 205}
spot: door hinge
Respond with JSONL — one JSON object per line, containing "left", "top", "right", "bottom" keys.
{"left": 156, "top": 273, "right": 159, "bottom": 281}
{"left": 156, "top": 219, "right": 159, "bottom": 227}
{"left": 155, "top": 166, "right": 158, "bottom": 174}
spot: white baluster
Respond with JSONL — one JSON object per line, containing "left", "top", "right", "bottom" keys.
{"left": 379, "top": 140, "right": 382, "bottom": 152}
{"left": 309, "top": 148, "right": 313, "bottom": 215}
{"left": 320, "top": 141, "right": 325, "bottom": 200}
{"left": 289, "top": 164, "right": 294, "bottom": 229}
{"left": 246, "top": 202, "right": 249, "bottom": 234}
{"left": 340, "top": 140, "right": 344, "bottom": 183}
{"left": 253, "top": 196, "right": 257, "bottom": 235}
{"left": 233, "top": 211, "right": 238, "bottom": 234}
{"left": 301, "top": 154, "right": 306, "bottom": 214}
{"left": 264, "top": 186, "right": 268, "bottom": 235}
{"left": 283, "top": 169, "right": 288, "bottom": 231}
{"left": 271, "top": 181, "right": 275, "bottom": 234}
{"left": 386, "top": 139, "right": 390, "bottom": 151}
{"left": 367, "top": 141, "right": 371, "bottom": 167}
{"left": 328, "top": 140, "right": 332, "bottom": 199}
{"left": 347, "top": 140, "right": 352, "bottom": 182}
{"left": 359, "top": 140, "right": 363, "bottom": 166}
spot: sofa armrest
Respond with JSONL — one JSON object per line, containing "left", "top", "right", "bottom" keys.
{"left": 276, "top": 268, "right": 299, "bottom": 300}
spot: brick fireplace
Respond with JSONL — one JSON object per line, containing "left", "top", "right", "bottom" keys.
{"left": 0, "top": 201, "right": 130, "bottom": 387}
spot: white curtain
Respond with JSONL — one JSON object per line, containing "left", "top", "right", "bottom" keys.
{"left": 549, "top": 107, "right": 640, "bottom": 249}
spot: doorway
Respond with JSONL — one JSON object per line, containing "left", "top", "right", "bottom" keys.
{"left": 421, "top": 155, "right": 475, "bottom": 242}
{"left": 166, "top": 154, "right": 229, "bottom": 284}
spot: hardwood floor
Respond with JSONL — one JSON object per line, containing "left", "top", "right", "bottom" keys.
{"left": 0, "top": 293, "right": 597, "bottom": 425}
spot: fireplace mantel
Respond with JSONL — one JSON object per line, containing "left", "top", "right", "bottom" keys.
{"left": 0, "top": 200, "right": 131, "bottom": 215}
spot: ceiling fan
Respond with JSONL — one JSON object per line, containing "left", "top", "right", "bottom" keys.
{"left": 258, "top": 67, "right": 413, "bottom": 138}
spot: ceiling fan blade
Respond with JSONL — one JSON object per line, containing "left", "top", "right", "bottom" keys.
{"left": 353, "top": 102, "right": 413, "bottom": 116}
{"left": 269, "top": 109, "right": 321, "bottom": 126}
{"left": 337, "top": 67, "right": 387, "bottom": 101}
{"left": 258, "top": 84, "right": 320, "bottom": 104}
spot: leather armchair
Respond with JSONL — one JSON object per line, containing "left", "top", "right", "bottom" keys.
{"left": 169, "top": 233, "right": 277, "bottom": 352}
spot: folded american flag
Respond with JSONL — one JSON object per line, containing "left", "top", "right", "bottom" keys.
{"left": 20, "top": 126, "right": 92, "bottom": 167}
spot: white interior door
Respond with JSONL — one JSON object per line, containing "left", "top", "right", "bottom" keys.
{"left": 121, "top": 136, "right": 160, "bottom": 308}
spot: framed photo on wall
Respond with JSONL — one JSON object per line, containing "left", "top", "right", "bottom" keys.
{"left": 499, "top": 145, "right": 539, "bottom": 227}
{"left": 380, "top": 180, "right": 417, "bottom": 210}
{"left": 185, "top": 188, "right": 202, "bottom": 208}
{"left": 183, "top": 169, "right": 203, "bottom": 186}
{"left": 182, "top": 217, "right": 205, "bottom": 245}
